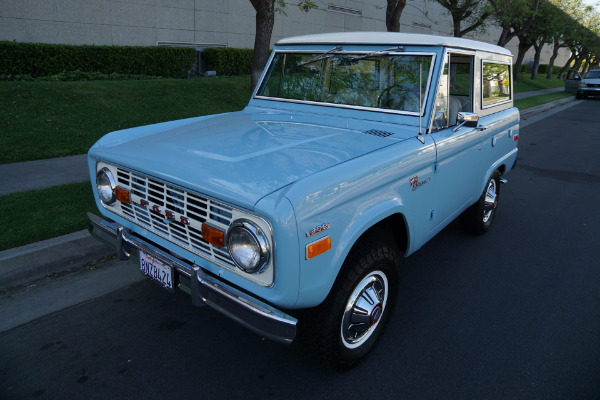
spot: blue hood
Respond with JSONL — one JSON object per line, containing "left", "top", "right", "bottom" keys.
{"left": 89, "top": 109, "right": 409, "bottom": 209}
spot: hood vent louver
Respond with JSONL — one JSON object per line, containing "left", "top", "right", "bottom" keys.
{"left": 363, "top": 129, "right": 395, "bottom": 138}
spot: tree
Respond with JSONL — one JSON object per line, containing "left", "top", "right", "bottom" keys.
{"left": 386, "top": 0, "right": 408, "bottom": 32}
{"left": 434, "top": 0, "right": 491, "bottom": 37}
{"left": 556, "top": 0, "right": 600, "bottom": 78}
{"left": 544, "top": 0, "right": 579, "bottom": 79}
{"left": 513, "top": 30, "right": 535, "bottom": 81}
{"left": 249, "top": 0, "right": 316, "bottom": 90}
{"left": 528, "top": 0, "right": 556, "bottom": 80}
{"left": 488, "top": 0, "right": 541, "bottom": 47}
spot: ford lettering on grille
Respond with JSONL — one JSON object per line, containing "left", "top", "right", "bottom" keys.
{"left": 113, "top": 167, "right": 235, "bottom": 268}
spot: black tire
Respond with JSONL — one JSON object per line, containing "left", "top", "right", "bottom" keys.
{"left": 461, "top": 171, "right": 501, "bottom": 235}
{"left": 304, "top": 232, "right": 401, "bottom": 369}
{"left": 576, "top": 92, "right": 583, "bottom": 100}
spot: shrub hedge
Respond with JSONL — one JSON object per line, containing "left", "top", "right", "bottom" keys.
{"left": 535, "top": 64, "right": 562, "bottom": 74}
{"left": 0, "top": 41, "right": 197, "bottom": 78}
{"left": 203, "top": 47, "right": 253, "bottom": 76}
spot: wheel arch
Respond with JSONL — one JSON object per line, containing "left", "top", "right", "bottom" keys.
{"left": 330, "top": 211, "right": 409, "bottom": 296}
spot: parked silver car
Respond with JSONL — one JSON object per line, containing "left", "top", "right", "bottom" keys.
{"left": 565, "top": 69, "right": 600, "bottom": 99}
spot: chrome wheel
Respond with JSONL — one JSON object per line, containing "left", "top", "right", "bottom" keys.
{"left": 482, "top": 178, "right": 498, "bottom": 223}
{"left": 460, "top": 171, "right": 501, "bottom": 235}
{"left": 340, "top": 271, "right": 388, "bottom": 349}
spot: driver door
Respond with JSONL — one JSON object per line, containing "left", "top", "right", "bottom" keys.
{"left": 565, "top": 69, "right": 581, "bottom": 92}
{"left": 429, "top": 52, "right": 483, "bottom": 232}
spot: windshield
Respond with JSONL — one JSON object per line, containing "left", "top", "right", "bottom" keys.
{"left": 256, "top": 52, "right": 434, "bottom": 113}
{"left": 585, "top": 70, "right": 600, "bottom": 79}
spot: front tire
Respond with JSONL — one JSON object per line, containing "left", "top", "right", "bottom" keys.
{"left": 461, "top": 171, "right": 501, "bottom": 235}
{"left": 306, "top": 233, "right": 401, "bottom": 369}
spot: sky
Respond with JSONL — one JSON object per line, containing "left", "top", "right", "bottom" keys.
{"left": 582, "top": 0, "right": 600, "bottom": 11}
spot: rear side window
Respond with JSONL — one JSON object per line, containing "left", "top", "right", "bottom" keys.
{"left": 482, "top": 62, "right": 511, "bottom": 108}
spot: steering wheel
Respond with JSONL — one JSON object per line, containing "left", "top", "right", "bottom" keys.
{"left": 377, "top": 85, "right": 420, "bottom": 112}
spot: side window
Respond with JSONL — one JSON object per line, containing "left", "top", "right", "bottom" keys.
{"left": 482, "top": 62, "right": 511, "bottom": 108}
{"left": 566, "top": 70, "right": 581, "bottom": 80}
{"left": 431, "top": 54, "right": 473, "bottom": 132}
{"left": 566, "top": 70, "right": 574, "bottom": 80}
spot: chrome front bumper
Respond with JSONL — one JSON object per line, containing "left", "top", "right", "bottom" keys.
{"left": 578, "top": 87, "right": 600, "bottom": 96}
{"left": 87, "top": 212, "right": 297, "bottom": 344}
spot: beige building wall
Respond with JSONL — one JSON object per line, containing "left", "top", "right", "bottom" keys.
{"left": 0, "top": 0, "right": 570, "bottom": 67}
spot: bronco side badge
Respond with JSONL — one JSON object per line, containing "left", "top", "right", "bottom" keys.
{"left": 410, "top": 175, "right": 431, "bottom": 191}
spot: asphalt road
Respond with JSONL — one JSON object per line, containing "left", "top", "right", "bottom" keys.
{"left": 2, "top": 99, "right": 599, "bottom": 400}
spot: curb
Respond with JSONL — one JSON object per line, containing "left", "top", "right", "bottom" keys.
{"left": 519, "top": 95, "right": 575, "bottom": 119}
{"left": 0, "top": 229, "right": 113, "bottom": 291}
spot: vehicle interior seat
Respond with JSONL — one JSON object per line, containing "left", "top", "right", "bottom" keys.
{"left": 449, "top": 95, "right": 462, "bottom": 126}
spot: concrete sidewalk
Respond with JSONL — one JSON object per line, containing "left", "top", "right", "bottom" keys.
{"left": 0, "top": 90, "right": 579, "bottom": 292}
{"left": 514, "top": 87, "right": 564, "bottom": 100}
{"left": 0, "top": 154, "right": 89, "bottom": 196}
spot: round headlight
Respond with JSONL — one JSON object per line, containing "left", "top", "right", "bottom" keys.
{"left": 227, "top": 219, "right": 270, "bottom": 274}
{"left": 96, "top": 167, "right": 116, "bottom": 206}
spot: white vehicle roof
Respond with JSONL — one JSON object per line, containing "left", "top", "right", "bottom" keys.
{"left": 276, "top": 32, "right": 512, "bottom": 57}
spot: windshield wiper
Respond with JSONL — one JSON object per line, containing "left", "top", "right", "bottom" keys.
{"left": 349, "top": 46, "right": 405, "bottom": 62}
{"left": 297, "top": 46, "right": 343, "bottom": 67}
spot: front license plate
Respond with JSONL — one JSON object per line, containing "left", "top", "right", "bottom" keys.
{"left": 140, "top": 251, "right": 173, "bottom": 291}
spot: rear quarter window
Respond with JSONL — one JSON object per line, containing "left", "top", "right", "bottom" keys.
{"left": 482, "top": 61, "right": 511, "bottom": 108}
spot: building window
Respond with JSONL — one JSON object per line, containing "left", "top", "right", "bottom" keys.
{"left": 327, "top": 5, "right": 362, "bottom": 16}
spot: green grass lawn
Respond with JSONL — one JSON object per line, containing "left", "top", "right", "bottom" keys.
{"left": 515, "top": 91, "right": 574, "bottom": 110}
{"left": 0, "top": 77, "right": 251, "bottom": 164}
{"left": 0, "top": 182, "right": 98, "bottom": 251}
{"left": 513, "top": 74, "right": 565, "bottom": 93}
{"left": 1, "top": 74, "right": 568, "bottom": 165}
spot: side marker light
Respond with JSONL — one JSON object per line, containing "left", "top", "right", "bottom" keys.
{"left": 306, "top": 236, "right": 331, "bottom": 260}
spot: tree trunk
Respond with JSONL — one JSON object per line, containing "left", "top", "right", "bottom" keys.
{"left": 546, "top": 38, "right": 560, "bottom": 80}
{"left": 452, "top": 12, "right": 462, "bottom": 37}
{"left": 250, "top": 0, "right": 275, "bottom": 91}
{"left": 558, "top": 53, "right": 576, "bottom": 79}
{"left": 497, "top": 27, "right": 511, "bottom": 47}
{"left": 513, "top": 40, "right": 531, "bottom": 81}
{"left": 583, "top": 57, "right": 592, "bottom": 75}
{"left": 386, "top": 0, "right": 407, "bottom": 32}
{"left": 572, "top": 52, "right": 586, "bottom": 72}
{"left": 530, "top": 42, "right": 543, "bottom": 81}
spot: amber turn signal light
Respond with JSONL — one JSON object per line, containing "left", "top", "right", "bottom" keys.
{"left": 115, "top": 187, "right": 130, "bottom": 204}
{"left": 306, "top": 236, "right": 331, "bottom": 260}
{"left": 202, "top": 224, "right": 225, "bottom": 247}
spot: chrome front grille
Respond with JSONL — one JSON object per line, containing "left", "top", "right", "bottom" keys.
{"left": 114, "top": 167, "right": 235, "bottom": 268}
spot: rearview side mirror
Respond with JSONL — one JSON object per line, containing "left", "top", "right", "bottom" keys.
{"left": 453, "top": 112, "right": 486, "bottom": 132}
{"left": 457, "top": 112, "right": 479, "bottom": 127}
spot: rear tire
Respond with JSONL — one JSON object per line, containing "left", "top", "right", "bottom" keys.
{"left": 305, "top": 233, "right": 401, "bottom": 369}
{"left": 461, "top": 171, "right": 501, "bottom": 235}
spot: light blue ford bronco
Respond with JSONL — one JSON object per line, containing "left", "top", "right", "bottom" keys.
{"left": 88, "top": 32, "right": 519, "bottom": 367}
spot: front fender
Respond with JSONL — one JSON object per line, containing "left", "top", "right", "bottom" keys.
{"left": 283, "top": 138, "right": 436, "bottom": 308}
